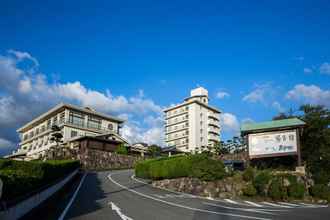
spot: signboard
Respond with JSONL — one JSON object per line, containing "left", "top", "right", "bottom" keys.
{"left": 248, "top": 130, "right": 298, "bottom": 158}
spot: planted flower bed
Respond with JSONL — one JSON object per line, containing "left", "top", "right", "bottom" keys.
{"left": 0, "top": 159, "right": 80, "bottom": 201}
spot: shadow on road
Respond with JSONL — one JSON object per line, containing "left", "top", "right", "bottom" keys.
{"left": 65, "top": 172, "right": 107, "bottom": 219}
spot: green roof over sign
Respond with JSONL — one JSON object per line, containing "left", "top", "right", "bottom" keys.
{"left": 241, "top": 118, "right": 306, "bottom": 133}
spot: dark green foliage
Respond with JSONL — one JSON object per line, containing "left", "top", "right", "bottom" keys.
{"left": 310, "top": 184, "right": 330, "bottom": 202}
{"left": 299, "top": 105, "right": 330, "bottom": 185}
{"left": 135, "top": 156, "right": 191, "bottom": 180}
{"left": 148, "top": 145, "right": 162, "bottom": 157}
{"left": 253, "top": 171, "right": 271, "bottom": 196}
{"left": 273, "top": 105, "right": 330, "bottom": 184}
{"left": 243, "top": 183, "right": 257, "bottom": 197}
{"left": 115, "top": 144, "right": 128, "bottom": 155}
{"left": 288, "top": 183, "right": 305, "bottom": 199}
{"left": 0, "top": 159, "right": 80, "bottom": 201}
{"left": 250, "top": 155, "right": 297, "bottom": 170}
{"left": 242, "top": 167, "right": 255, "bottom": 182}
{"left": 190, "top": 154, "right": 225, "bottom": 181}
{"left": 268, "top": 178, "right": 287, "bottom": 200}
{"left": 135, "top": 154, "right": 225, "bottom": 181}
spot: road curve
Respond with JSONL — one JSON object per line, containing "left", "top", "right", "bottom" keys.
{"left": 64, "top": 170, "right": 330, "bottom": 220}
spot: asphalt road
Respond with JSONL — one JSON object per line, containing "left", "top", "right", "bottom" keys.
{"left": 64, "top": 170, "right": 330, "bottom": 220}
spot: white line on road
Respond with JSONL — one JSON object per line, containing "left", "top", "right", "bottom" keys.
{"left": 58, "top": 172, "right": 87, "bottom": 220}
{"left": 224, "top": 199, "right": 239, "bottom": 204}
{"left": 203, "top": 202, "right": 277, "bottom": 215}
{"left": 108, "top": 172, "right": 271, "bottom": 220}
{"left": 131, "top": 174, "right": 196, "bottom": 199}
{"left": 278, "top": 202, "right": 300, "bottom": 207}
{"left": 245, "top": 201, "right": 264, "bottom": 207}
{"left": 299, "top": 203, "right": 328, "bottom": 208}
{"left": 262, "top": 202, "right": 293, "bottom": 208}
{"left": 110, "top": 202, "right": 134, "bottom": 220}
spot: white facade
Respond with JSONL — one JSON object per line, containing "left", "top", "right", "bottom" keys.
{"left": 164, "top": 87, "right": 221, "bottom": 153}
{"left": 15, "top": 103, "right": 124, "bottom": 159}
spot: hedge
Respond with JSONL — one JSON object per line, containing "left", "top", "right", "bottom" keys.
{"left": 135, "top": 154, "right": 226, "bottom": 181}
{"left": 253, "top": 170, "right": 271, "bottom": 196}
{"left": 310, "top": 184, "right": 330, "bottom": 202}
{"left": 0, "top": 159, "right": 80, "bottom": 201}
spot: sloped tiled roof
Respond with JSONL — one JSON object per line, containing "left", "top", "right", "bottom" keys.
{"left": 241, "top": 118, "right": 305, "bottom": 133}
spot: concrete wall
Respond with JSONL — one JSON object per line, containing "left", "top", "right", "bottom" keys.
{"left": 0, "top": 169, "right": 78, "bottom": 220}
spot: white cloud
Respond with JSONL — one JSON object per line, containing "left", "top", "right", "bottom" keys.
{"left": 220, "top": 113, "right": 240, "bottom": 134}
{"left": 241, "top": 118, "right": 254, "bottom": 125}
{"left": 303, "top": 68, "right": 313, "bottom": 74}
{"left": 286, "top": 84, "right": 330, "bottom": 107}
{"left": 242, "top": 84, "right": 271, "bottom": 103}
{"left": 8, "top": 49, "right": 39, "bottom": 66}
{"left": 121, "top": 123, "right": 164, "bottom": 146}
{"left": 320, "top": 62, "right": 330, "bottom": 75}
{"left": 272, "top": 101, "right": 285, "bottom": 112}
{"left": 0, "top": 50, "right": 165, "bottom": 154}
{"left": 216, "top": 91, "right": 230, "bottom": 99}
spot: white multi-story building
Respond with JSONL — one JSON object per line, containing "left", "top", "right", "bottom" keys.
{"left": 15, "top": 103, "right": 125, "bottom": 159}
{"left": 164, "top": 87, "right": 221, "bottom": 153}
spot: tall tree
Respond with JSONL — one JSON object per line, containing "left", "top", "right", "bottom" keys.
{"left": 299, "top": 105, "right": 330, "bottom": 184}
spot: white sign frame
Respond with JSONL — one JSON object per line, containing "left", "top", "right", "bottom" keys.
{"left": 248, "top": 129, "right": 298, "bottom": 159}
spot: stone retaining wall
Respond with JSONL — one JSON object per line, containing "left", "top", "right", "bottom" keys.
{"left": 77, "top": 148, "right": 141, "bottom": 170}
{"left": 152, "top": 176, "right": 247, "bottom": 199}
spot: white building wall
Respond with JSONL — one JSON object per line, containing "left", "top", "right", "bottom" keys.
{"left": 164, "top": 87, "right": 221, "bottom": 154}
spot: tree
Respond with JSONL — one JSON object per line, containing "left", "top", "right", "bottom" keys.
{"left": 148, "top": 145, "right": 161, "bottom": 157}
{"left": 115, "top": 144, "right": 128, "bottom": 155}
{"left": 271, "top": 104, "right": 330, "bottom": 183}
{"left": 299, "top": 105, "right": 330, "bottom": 184}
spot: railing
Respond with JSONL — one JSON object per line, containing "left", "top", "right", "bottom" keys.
{"left": 21, "top": 120, "right": 118, "bottom": 144}
{"left": 165, "top": 109, "right": 188, "bottom": 120}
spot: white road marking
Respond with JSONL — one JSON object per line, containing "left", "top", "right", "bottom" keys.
{"left": 245, "top": 201, "right": 264, "bottom": 207}
{"left": 224, "top": 199, "right": 239, "bottom": 204}
{"left": 262, "top": 202, "right": 293, "bottom": 208}
{"left": 204, "top": 202, "right": 277, "bottom": 215}
{"left": 131, "top": 174, "right": 196, "bottom": 199}
{"left": 278, "top": 202, "right": 300, "bottom": 207}
{"left": 299, "top": 203, "right": 328, "bottom": 208}
{"left": 110, "top": 202, "right": 134, "bottom": 220}
{"left": 109, "top": 172, "right": 271, "bottom": 220}
{"left": 58, "top": 172, "right": 87, "bottom": 220}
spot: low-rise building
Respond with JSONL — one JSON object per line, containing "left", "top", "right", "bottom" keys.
{"left": 163, "top": 87, "right": 221, "bottom": 153}
{"left": 15, "top": 103, "right": 126, "bottom": 160}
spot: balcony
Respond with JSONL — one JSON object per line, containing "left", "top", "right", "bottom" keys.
{"left": 208, "top": 114, "right": 220, "bottom": 121}
{"left": 165, "top": 118, "right": 189, "bottom": 127}
{"left": 165, "top": 125, "right": 188, "bottom": 135}
{"left": 208, "top": 120, "right": 220, "bottom": 128}
{"left": 165, "top": 109, "right": 188, "bottom": 120}
{"left": 165, "top": 134, "right": 188, "bottom": 142}
{"left": 64, "top": 120, "right": 113, "bottom": 133}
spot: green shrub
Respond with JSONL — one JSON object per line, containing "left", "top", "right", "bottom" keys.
{"left": 288, "top": 183, "right": 305, "bottom": 199}
{"left": 243, "top": 183, "right": 257, "bottom": 197}
{"left": 268, "top": 178, "right": 287, "bottom": 200}
{"left": 243, "top": 167, "right": 255, "bottom": 182}
{"left": 253, "top": 170, "right": 271, "bottom": 196}
{"left": 190, "top": 156, "right": 225, "bottom": 181}
{"left": 134, "top": 154, "right": 225, "bottom": 181}
{"left": 135, "top": 156, "right": 192, "bottom": 180}
{"left": 115, "top": 144, "right": 128, "bottom": 155}
{"left": 0, "top": 159, "right": 80, "bottom": 201}
{"left": 310, "top": 184, "right": 330, "bottom": 202}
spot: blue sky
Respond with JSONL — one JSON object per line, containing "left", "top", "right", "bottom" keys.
{"left": 0, "top": 0, "right": 330, "bottom": 155}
